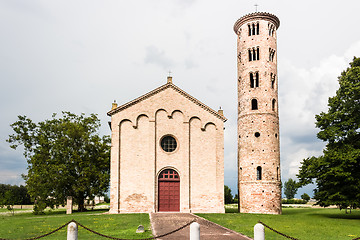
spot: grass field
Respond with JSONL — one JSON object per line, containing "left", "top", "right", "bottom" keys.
{"left": 1, "top": 205, "right": 359, "bottom": 239}
{"left": 0, "top": 208, "right": 152, "bottom": 239}
{"left": 197, "top": 205, "right": 360, "bottom": 240}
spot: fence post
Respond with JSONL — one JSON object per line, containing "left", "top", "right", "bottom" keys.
{"left": 254, "top": 223, "right": 265, "bottom": 240}
{"left": 67, "top": 221, "right": 78, "bottom": 240}
{"left": 190, "top": 222, "right": 200, "bottom": 240}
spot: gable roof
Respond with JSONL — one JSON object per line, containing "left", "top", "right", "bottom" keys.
{"left": 107, "top": 82, "right": 227, "bottom": 122}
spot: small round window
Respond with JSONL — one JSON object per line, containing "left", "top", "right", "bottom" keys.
{"left": 161, "top": 136, "right": 177, "bottom": 152}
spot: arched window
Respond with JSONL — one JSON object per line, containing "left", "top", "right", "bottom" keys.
{"left": 248, "top": 49, "right": 252, "bottom": 61}
{"left": 269, "top": 49, "right": 275, "bottom": 62}
{"left": 256, "top": 22, "right": 260, "bottom": 35}
{"left": 250, "top": 73, "right": 254, "bottom": 88}
{"left": 256, "top": 47, "right": 260, "bottom": 60}
{"left": 248, "top": 24, "right": 251, "bottom": 36}
{"left": 257, "top": 166, "right": 262, "bottom": 180}
{"left": 251, "top": 99, "right": 258, "bottom": 110}
{"left": 252, "top": 23, "right": 256, "bottom": 35}
{"left": 272, "top": 99, "right": 276, "bottom": 111}
{"left": 255, "top": 72, "right": 259, "bottom": 87}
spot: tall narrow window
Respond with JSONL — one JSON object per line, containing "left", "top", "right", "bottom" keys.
{"left": 238, "top": 52, "right": 241, "bottom": 62}
{"left": 252, "top": 23, "right": 256, "bottom": 35}
{"left": 248, "top": 49, "right": 252, "bottom": 61}
{"left": 248, "top": 24, "right": 251, "bottom": 36}
{"left": 271, "top": 73, "right": 275, "bottom": 89}
{"left": 257, "top": 166, "right": 262, "bottom": 180}
{"left": 251, "top": 99, "right": 258, "bottom": 110}
{"left": 250, "top": 73, "right": 254, "bottom": 88}
{"left": 253, "top": 48, "right": 256, "bottom": 60}
{"left": 255, "top": 72, "right": 259, "bottom": 87}
{"left": 256, "top": 47, "right": 260, "bottom": 60}
{"left": 256, "top": 22, "right": 260, "bottom": 35}
{"left": 272, "top": 99, "right": 276, "bottom": 111}
{"left": 269, "top": 49, "right": 275, "bottom": 62}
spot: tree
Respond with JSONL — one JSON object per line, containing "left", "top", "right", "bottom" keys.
{"left": 297, "top": 57, "right": 360, "bottom": 210}
{"left": 283, "top": 178, "right": 298, "bottom": 199}
{"left": 301, "top": 193, "right": 310, "bottom": 203}
{"left": 224, "top": 185, "right": 233, "bottom": 204}
{"left": 7, "top": 112, "right": 110, "bottom": 212}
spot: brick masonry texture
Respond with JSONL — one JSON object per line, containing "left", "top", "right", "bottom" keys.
{"left": 107, "top": 82, "right": 226, "bottom": 213}
{"left": 234, "top": 12, "right": 282, "bottom": 214}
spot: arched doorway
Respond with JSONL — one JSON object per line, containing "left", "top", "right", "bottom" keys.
{"left": 158, "top": 169, "right": 180, "bottom": 212}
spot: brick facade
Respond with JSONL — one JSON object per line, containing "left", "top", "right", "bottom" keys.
{"left": 107, "top": 78, "right": 226, "bottom": 213}
{"left": 234, "top": 12, "right": 282, "bottom": 214}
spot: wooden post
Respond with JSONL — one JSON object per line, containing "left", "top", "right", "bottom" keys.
{"left": 190, "top": 222, "right": 200, "bottom": 240}
{"left": 254, "top": 223, "right": 265, "bottom": 240}
{"left": 67, "top": 222, "right": 78, "bottom": 240}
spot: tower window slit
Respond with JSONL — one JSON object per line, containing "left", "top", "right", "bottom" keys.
{"left": 248, "top": 49, "right": 252, "bottom": 61}
{"left": 255, "top": 72, "right": 259, "bottom": 87}
{"left": 256, "top": 47, "right": 260, "bottom": 60}
{"left": 257, "top": 166, "right": 262, "bottom": 180}
{"left": 248, "top": 24, "right": 251, "bottom": 36}
{"left": 272, "top": 99, "right": 276, "bottom": 111}
{"left": 251, "top": 99, "right": 258, "bottom": 110}
{"left": 256, "top": 22, "right": 259, "bottom": 35}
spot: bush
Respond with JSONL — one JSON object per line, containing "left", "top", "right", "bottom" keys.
{"left": 282, "top": 199, "right": 308, "bottom": 204}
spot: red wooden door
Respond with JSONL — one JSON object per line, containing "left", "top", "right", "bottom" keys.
{"left": 158, "top": 169, "right": 180, "bottom": 212}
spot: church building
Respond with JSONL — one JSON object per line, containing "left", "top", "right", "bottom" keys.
{"left": 107, "top": 76, "right": 226, "bottom": 213}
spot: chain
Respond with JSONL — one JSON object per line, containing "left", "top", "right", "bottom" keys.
{"left": 0, "top": 219, "right": 195, "bottom": 240}
{"left": 258, "top": 220, "right": 299, "bottom": 240}
{"left": 0, "top": 220, "right": 73, "bottom": 240}
{"left": 74, "top": 219, "right": 196, "bottom": 240}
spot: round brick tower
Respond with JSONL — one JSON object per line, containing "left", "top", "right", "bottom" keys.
{"left": 233, "top": 12, "right": 281, "bottom": 214}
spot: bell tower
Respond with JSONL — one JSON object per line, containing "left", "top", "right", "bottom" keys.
{"left": 234, "top": 12, "right": 281, "bottom": 214}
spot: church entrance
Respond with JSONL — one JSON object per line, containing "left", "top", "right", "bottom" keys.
{"left": 158, "top": 169, "right": 180, "bottom": 212}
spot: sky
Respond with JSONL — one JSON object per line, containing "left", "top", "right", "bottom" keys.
{"left": 1, "top": 0, "right": 360, "bottom": 198}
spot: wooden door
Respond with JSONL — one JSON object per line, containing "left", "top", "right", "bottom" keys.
{"left": 158, "top": 169, "right": 180, "bottom": 212}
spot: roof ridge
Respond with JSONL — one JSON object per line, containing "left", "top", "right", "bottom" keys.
{"left": 107, "top": 83, "right": 227, "bottom": 122}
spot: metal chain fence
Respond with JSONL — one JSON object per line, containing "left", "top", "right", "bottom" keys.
{"left": 258, "top": 220, "right": 360, "bottom": 240}
{"left": 0, "top": 220, "right": 72, "bottom": 240}
{"left": 258, "top": 220, "right": 299, "bottom": 240}
{"left": 0, "top": 219, "right": 196, "bottom": 240}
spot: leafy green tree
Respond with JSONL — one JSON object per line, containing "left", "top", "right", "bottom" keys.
{"left": 224, "top": 185, "right": 233, "bottom": 204}
{"left": 7, "top": 112, "right": 110, "bottom": 212}
{"left": 0, "top": 191, "right": 15, "bottom": 215}
{"left": 284, "top": 178, "right": 298, "bottom": 199}
{"left": 301, "top": 193, "right": 310, "bottom": 203}
{"left": 297, "top": 57, "right": 360, "bottom": 210}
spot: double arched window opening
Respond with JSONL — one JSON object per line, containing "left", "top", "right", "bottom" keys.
{"left": 268, "top": 23, "right": 276, "bottom": 37}
{"left": 249, "top": 47, "right": 260, "bottom": 61}
{"left": 248, "top": 22, "right": 260, "bottom": 36}
{"left": 250, "top": 72, "right": 259, "bottom": 88}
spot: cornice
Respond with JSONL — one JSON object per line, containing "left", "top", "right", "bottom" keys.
{"left": 233, "top": 12, "right": 280, "bottom": 34}
{"left": 107, "top": 83, "right": 227, "bottom": 122}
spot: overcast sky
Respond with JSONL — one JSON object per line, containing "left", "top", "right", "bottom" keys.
{"left": 1, "top": 0, "right": 360, "bottom": 198}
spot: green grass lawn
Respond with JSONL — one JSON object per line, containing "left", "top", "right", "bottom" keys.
{"left": 0, "top": 209, "right": 152, "bottom": 240}
{"left": 197, "top": 206, "right": 360, "bottom": 240}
